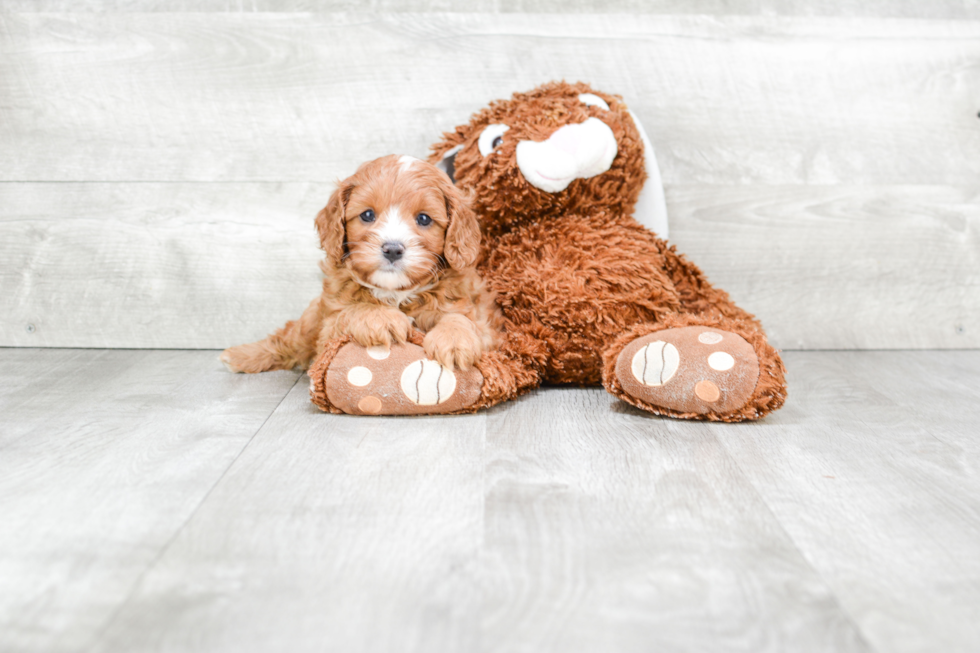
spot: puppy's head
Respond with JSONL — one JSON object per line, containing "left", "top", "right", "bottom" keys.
{"left": 316, "top": 155, "right": 479, "bottom": 291}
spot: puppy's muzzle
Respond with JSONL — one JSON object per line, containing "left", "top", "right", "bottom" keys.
{"left": 382, "top": 241, "right": 405, "bottom": 263}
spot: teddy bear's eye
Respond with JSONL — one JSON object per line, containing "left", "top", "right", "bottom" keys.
{"left": 578, "top": 93, "right": 610, "bottom": 111}
{"left": 359, "top": 209, "right": 376, "bottom": 223}
{"left": 478, "top": 124, "right": 510, "bottom": 156}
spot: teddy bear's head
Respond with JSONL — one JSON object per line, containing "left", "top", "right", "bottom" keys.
{"left": 428, "top": 81, "right": 667, "bottom": 238}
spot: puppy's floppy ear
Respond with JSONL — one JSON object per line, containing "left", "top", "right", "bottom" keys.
{"left": 315, "top": 181, "right": 354, "bottom": 266}
{"left": 441, "top": 178, "right": 480, "bottom": 270}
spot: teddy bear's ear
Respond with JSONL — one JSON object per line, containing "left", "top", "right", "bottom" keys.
{"left": 315, "top": 181, "right": 354, "bottom": 267}
{"left": 441, "top": 179, "right": 480, "bottom": 270}
{"left": 627, "top": 109, "right": 670, "bottom": 240}
{"left": 435, "top": 144, "right": 463, "bottom": 183}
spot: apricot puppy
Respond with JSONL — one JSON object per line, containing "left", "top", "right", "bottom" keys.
{"left": 222, "top": 155, "right": 499, "bottom": 374}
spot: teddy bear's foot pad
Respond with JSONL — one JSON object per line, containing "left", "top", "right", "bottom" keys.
{"left": 615, "top": 327, "right": 760, "bottom": 415}
{"left": 322, "top": 342, "right": 483, "bottom": 415}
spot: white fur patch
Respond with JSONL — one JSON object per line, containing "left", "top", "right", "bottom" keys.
{"left": 368, "top": 270, "right": 412, "bottom": 292}
{"left": 365, "top": 280, "right": 433, "bottom": 306}
{"left": 369, "top": 206, "right": 430, "bottom": 292}
{"left": 376, "top": 207, "right": 413, "bottom": 243}
{"left": 368, "top": 281, "right": 417, "bottom": 303}
{"left": 398, "top": 155, "right": 419, "bottom": 172}
{"left": 369, "top": 207, "right": 420, "bottom": 292}
{"left": 516, "top": 118, "right": 618, "bottom": 193}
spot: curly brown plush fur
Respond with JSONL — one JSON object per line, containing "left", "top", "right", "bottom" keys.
{"left": 424, "top": 81, "right": 786, "bottom": 421}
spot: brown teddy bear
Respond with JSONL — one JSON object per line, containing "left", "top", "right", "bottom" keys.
{"left": 310, "top": 81, "right": 786, "bottom": 421}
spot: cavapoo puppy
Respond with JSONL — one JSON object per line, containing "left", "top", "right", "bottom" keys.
{"left": 222, "top": 154, "right": 500, "bottom": 374}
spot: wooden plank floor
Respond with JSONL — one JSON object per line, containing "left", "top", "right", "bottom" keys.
{"left": 1, "top": 349, "right": 978, "bottom": 652}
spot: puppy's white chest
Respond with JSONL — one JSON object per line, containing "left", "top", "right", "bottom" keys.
{"left": 370, "top": 286, "right": 420, "bottom": 307}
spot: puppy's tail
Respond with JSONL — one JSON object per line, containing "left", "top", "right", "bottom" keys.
{"left": 220, "top": 298, "right": 321, "bottom": 373}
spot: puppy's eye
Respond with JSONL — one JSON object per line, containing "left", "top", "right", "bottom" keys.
{"left": 359, "top": 209, "right": 376, "bottom": 223}
{"left": 416, "top": 213, "right": 432, "bottom": 227}
{"left": 478, "top": 124, "right": 510, "bottom": 156}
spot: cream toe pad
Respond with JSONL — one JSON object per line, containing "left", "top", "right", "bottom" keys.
{"left": 366, "top": 345, "right": 391, "bottom": 360}
{"left": 400, "top": 360, "right": 457, "bottom": 405}
{"left": 347, "top": 366, "right": 373, "bottom": 386}
{"left": 698, "top": 331, "right": 724, "bottom": 344}
{"left": 708, "top": 351, "right": 735, "bottom": 371}
{"left": 631, "top": 341, "right": 680, "bottom": 386}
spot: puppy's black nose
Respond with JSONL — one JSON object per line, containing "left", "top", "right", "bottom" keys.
{"left": 381, "top": 241, "right": 405, "bottom": 262}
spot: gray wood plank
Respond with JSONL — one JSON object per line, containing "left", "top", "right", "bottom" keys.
{"left": 716, "top": 350, "right": 980, "bottom": 653}
{"left": 0, "top": 182, "right": 326, "bottom": 349}
{"left": 481, "top": 387, "right": 870, "bottom": 653}
{"left": 1, "top": 13, "right": 978, "bottom": 185}
{"left": 668, "top": 185, "right": 980, "bottom": 351}
{"left": 4, "top": 350, "right": 980, "bottom": 651}
{"left": 3, "top": 182, "right": 976, "bottom": 350}
{"left": 5, "top": 0, "right": 979, "bottom": 19}
{"left": 0, "top": 348, "right": 299, "bottom": 653}
{"left": 90, "top": 381, "right": 487, "bottom": 653}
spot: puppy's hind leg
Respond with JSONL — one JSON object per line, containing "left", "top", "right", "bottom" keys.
{"left": 221, "top": 299, "right": 321, "bottom": 373}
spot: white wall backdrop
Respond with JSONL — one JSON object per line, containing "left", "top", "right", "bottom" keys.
{"left": 1, "top": 4, "right": 978, "bottom": 350}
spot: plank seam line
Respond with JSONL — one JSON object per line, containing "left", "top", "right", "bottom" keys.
{"left": 83, "top": 371, "right": 303, "bottom": 650}
{"left": 712, "top": 428, "right": 879, "bottom": 652}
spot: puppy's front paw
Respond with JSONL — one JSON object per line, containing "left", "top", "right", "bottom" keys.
{"left": 423, "top": 316, "right": 484, "bottom": 371}
{"left": 348, "top": 307, "right": 413, "bottom": 348}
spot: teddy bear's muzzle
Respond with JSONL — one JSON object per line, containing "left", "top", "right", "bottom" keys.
{"left": 516, "top": 117, "right": 618, "bottom": 193}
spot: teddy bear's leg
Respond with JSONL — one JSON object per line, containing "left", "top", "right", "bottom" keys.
{"left": 601, "top": 314, "right": 786, "bottom": 422}
{"left": 657, "top": 241, "right": 763, "bottom": 327}
{"left": 308, "top": 329, "right": 545, "bottom": 415}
